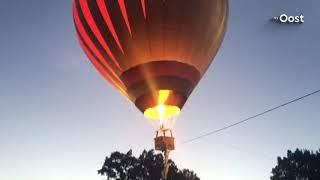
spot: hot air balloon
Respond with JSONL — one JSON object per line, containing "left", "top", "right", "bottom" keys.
{"left": 73, "top": 0, "right": 228, "bottom": 179}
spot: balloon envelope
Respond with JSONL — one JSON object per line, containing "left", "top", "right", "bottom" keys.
{"left": 73, "top": 0, "right": 228, "bottom": 120}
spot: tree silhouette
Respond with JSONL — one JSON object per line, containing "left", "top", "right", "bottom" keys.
{"left": 271, "top": 149, "right": 320, "bottom": 180}
{"left": 98, "top": 149, "right": 200, "bottom": 180}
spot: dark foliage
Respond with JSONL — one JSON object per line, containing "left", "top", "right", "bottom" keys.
{"left": 271, "top": 149, "right": 320, "bottom": 180}
{"left": 98, "top": 149, "right": 200, "bottom": 180}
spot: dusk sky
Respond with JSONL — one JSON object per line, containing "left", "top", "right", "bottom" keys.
{"left": 1, "top": 0, "right": 319, "bottom": 180}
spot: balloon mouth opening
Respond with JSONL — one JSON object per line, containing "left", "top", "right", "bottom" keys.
{"left": 143, "top": 90, "right": 181, "bottom": 120}
{"left": 144, "top": 105, "right": 181, "bottom": 120}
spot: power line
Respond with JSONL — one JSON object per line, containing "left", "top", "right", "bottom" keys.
{"left": 182, "top": 89, "right": 320, "bottom": 144}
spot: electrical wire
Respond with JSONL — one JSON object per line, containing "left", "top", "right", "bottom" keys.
{"left": 182, "top": 89, "right": 320, "bottom": 144}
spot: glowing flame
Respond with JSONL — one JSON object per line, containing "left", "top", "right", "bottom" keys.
{"left": 157, "top": 90, "right": 170, "bottom": 125}
{"left": 158, "top": 90, "right": 170, "bottom": 105}
{"left": 144, "top": 90, "right": 181, "bottom": 122}
{"left": 157, "top": 105, "right": 165, "bottom": 126}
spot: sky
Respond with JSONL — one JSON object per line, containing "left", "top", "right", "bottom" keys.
{"left": 0, "top": 0, "right": 319, "bottom": 180}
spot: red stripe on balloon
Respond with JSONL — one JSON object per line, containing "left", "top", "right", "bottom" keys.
{"left": 118, "top": 0, "right": 132, "bottom": 35}
{"left": 141, "top": 0, "right": 146, "bottom": 19}
{"left": 77, "top": 35, "right": 116, "bottom": 87}
{"left": 74, "top": 3, "right": 120, "bottom": 80}
{"left": 79, "top": 0, "right": 121, "bottom": 70}
{"left": 96, "top": 0, "right": 124, "bottom": 53}
{"left": 77, "top": 34, "right": 127, "bottom": 96}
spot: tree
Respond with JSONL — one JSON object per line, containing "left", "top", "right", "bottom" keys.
{"left": 98, "top": 149, "right": 200, "bottom": 180}
{"left": 271, "top": 149, "right": 320, "bottom": 180}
